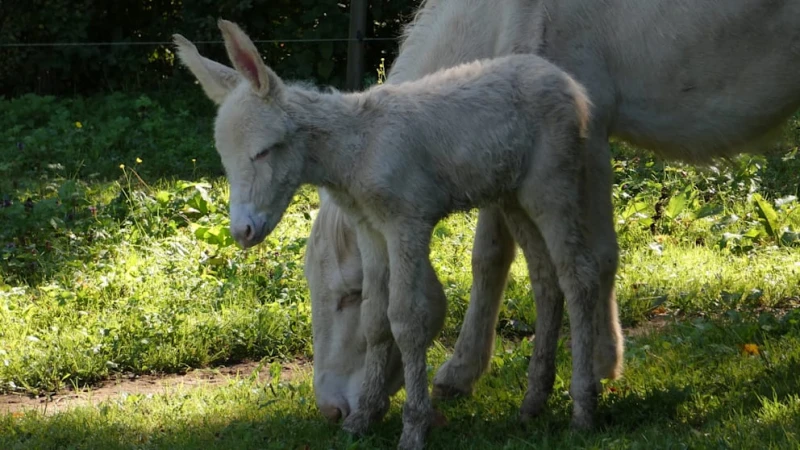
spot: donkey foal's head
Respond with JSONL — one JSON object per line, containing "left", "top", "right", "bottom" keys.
{"left": 174, "top": 20, "right": 305, "bottom": 248}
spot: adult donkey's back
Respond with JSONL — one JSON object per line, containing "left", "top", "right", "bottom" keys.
{"left": 306, "top": 0, "right": 800, "bottom": 427}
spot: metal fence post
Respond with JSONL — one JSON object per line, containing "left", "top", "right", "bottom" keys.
{"left": 346, "top": 0, "right": 368, "bottom": 91}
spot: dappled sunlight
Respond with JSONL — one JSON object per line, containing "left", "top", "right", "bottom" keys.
{"left": 2, "top": 88, "right": 799, "bottom": 449}
{"left": 616, "top": 245, "right": 800, "bottom": 324}
{"left": 1, "top": 312, "right": 797, "bottom": 449}
{"left": 0, "top": 167, "right": 318, "bottom": 394}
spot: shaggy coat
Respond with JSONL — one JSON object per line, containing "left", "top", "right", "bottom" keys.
{"left": 175, "top": 19, "right": 600, "bottom": 449}
{"left": 307, "top": 0, "right": 800, "bottom": 431}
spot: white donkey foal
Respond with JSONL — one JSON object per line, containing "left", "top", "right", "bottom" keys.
{"left": 175, "top": 19, "right": 599, "bottom": 450}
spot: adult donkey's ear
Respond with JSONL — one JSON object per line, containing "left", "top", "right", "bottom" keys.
{"left": 173, "top": 34, "right": 240, "bottom": 105}
{"left": 217, "top": 19, "right": 284, "bottom": 100}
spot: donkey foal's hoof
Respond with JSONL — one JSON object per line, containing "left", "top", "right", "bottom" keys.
{"left": 397, "top": 426, "right": 427, "bottom": 450}
{"left": 570, "top": 406, "right": 595, "bottom": 431}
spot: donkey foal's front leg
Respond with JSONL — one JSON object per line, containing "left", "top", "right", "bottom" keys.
{"left": 387, "top": 226, "right": 442, "bottom": 450}
{"left": 342, "top": 227, "right": 393, "bottom": 435}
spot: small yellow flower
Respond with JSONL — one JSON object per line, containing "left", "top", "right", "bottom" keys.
{"left": 136, "top": 157, "right": 142, "bottom": 164}
{"left": 75, "top": 121, "right": 82, "bottom": 129}
{"left": 743, "top": 343, "right": 759, "bottom": 355}
{"left": 192, "top": 158, "right": 196, "bottom": 163}
{"left": 119, "top": 164, "right": 125, "bottom": 170}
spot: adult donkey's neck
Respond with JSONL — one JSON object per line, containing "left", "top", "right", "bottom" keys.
{"left": 284, "top": 84, "right": 373, "bottom": 192}
{"left": 388, "top": 0, "right": 540, "bottom": 84}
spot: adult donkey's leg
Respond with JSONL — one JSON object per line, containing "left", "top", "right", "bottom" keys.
{"left": 432, "top": 206, "right": 515, "bottom": 398}
{"left": 585, "top": 132, "right": 624, "bottom": 382}
{"left": 341, "top": 226, "right": 394, "bottom": 435}
{"left": 386, "top": 223, "right": 446, "bottom": 450}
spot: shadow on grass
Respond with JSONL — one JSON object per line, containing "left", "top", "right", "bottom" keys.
{"left": 2, "top": 313, "right": 799, "bottom": 450}
{"left": 434, "top": 312, "right": 800, "bottom": 447}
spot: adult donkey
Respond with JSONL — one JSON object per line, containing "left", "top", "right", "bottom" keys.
{"left": 307, "top": 0, "right": 622, "bottom": 425}
{"left": 307, "top": 0, "right": 800, "bottom": 426}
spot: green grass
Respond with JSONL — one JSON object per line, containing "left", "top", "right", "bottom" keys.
{"left": 1, "top": 91, "right": 799, "bottom": 448}
{"left": 1, "top": 316, "right": 798, "bottom": 449}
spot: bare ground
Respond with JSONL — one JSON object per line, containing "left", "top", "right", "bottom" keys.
{"left": 0, "top": 317, "right": 675, "bottom": 417}
{"left": 0, "top": 359, "right": 312, "bottom": 416}
{"left": 0, "top": 307, "right": 773, "bottom": 417}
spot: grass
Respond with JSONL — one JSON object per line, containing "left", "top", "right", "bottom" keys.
{"left": 1, "top": 317, "right": 798, "bottom": 449}
{"left": 0, "top": 90, "right": 799, "bottom": 448}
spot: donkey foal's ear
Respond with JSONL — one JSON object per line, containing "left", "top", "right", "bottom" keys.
{"left": 172, "top": 33, "right": 240, "bottom": 105}
{"left": 217, "top": 19, "right": 284, "bottom": 99}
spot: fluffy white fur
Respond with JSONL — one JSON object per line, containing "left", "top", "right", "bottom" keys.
{"left": 305, "top": 0, "right": 800, "bottom": 430}
{"left": 175, "top": 18, "right": 600, "bottom": 449}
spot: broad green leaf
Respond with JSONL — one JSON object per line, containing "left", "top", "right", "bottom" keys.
{"left": 693, "top": 204, "right": 723, "bottom": 220}
{"left": 753, "top": 193, "right": 780, "bottom": 240}
{"left": 743, "top": 227, "right": 763, "bottom": 239}
{"left": 155, "top": 190, "right": 171, "bottom": 205}
{"left": 665, "top": 193, "right": 687, "bottom": 219}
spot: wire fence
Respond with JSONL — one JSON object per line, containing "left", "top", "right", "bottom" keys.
{"left": 0, "top": 37, "right": 399, "bottom": 48}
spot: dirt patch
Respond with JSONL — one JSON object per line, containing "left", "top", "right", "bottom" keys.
{"left": 624, "top": 313, "right": 674, "bottom": 338}
{"left": 0, "top": 359, "right": 312, "bottom": 416}
{"left": 4, "top": 301, "right": 794, "bottom": 417}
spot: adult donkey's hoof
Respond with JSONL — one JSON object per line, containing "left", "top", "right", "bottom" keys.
{"left": 519, "top": 389, "right": 548, "bottom": 423}
{"left": 431, "top": 360, "right": 477, "bottom": 400}
{"left": 431, "top": 382, "right": 471, "bottom": 400}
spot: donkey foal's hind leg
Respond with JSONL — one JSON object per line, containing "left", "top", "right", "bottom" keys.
{"left": 518, "top": 156, "right": 600, "bottom": 428}
{"left": 501, "top": 209, "right": 565, "bottom": 422}
{"left": 525, "top": 203, "right": 599, "bottom": 428}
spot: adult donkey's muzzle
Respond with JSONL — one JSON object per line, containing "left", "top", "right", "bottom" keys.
{"left": 230, "top": 205, "right": 269, "bottom": 249}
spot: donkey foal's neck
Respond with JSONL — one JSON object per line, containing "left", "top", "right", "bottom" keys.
{"left": 288, "top": 86, "right": 370, "bottom": 190}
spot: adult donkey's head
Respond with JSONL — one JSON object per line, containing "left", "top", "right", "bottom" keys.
{"left": 174, "top": 21, "right": 384, "bottom": 423}
{"left": 174, "top": 20, "right": 304, "bottom": 249}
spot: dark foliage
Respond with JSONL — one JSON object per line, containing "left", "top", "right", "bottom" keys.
{"left": 0, "top": 0, "right": 421, "bottom": 96}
